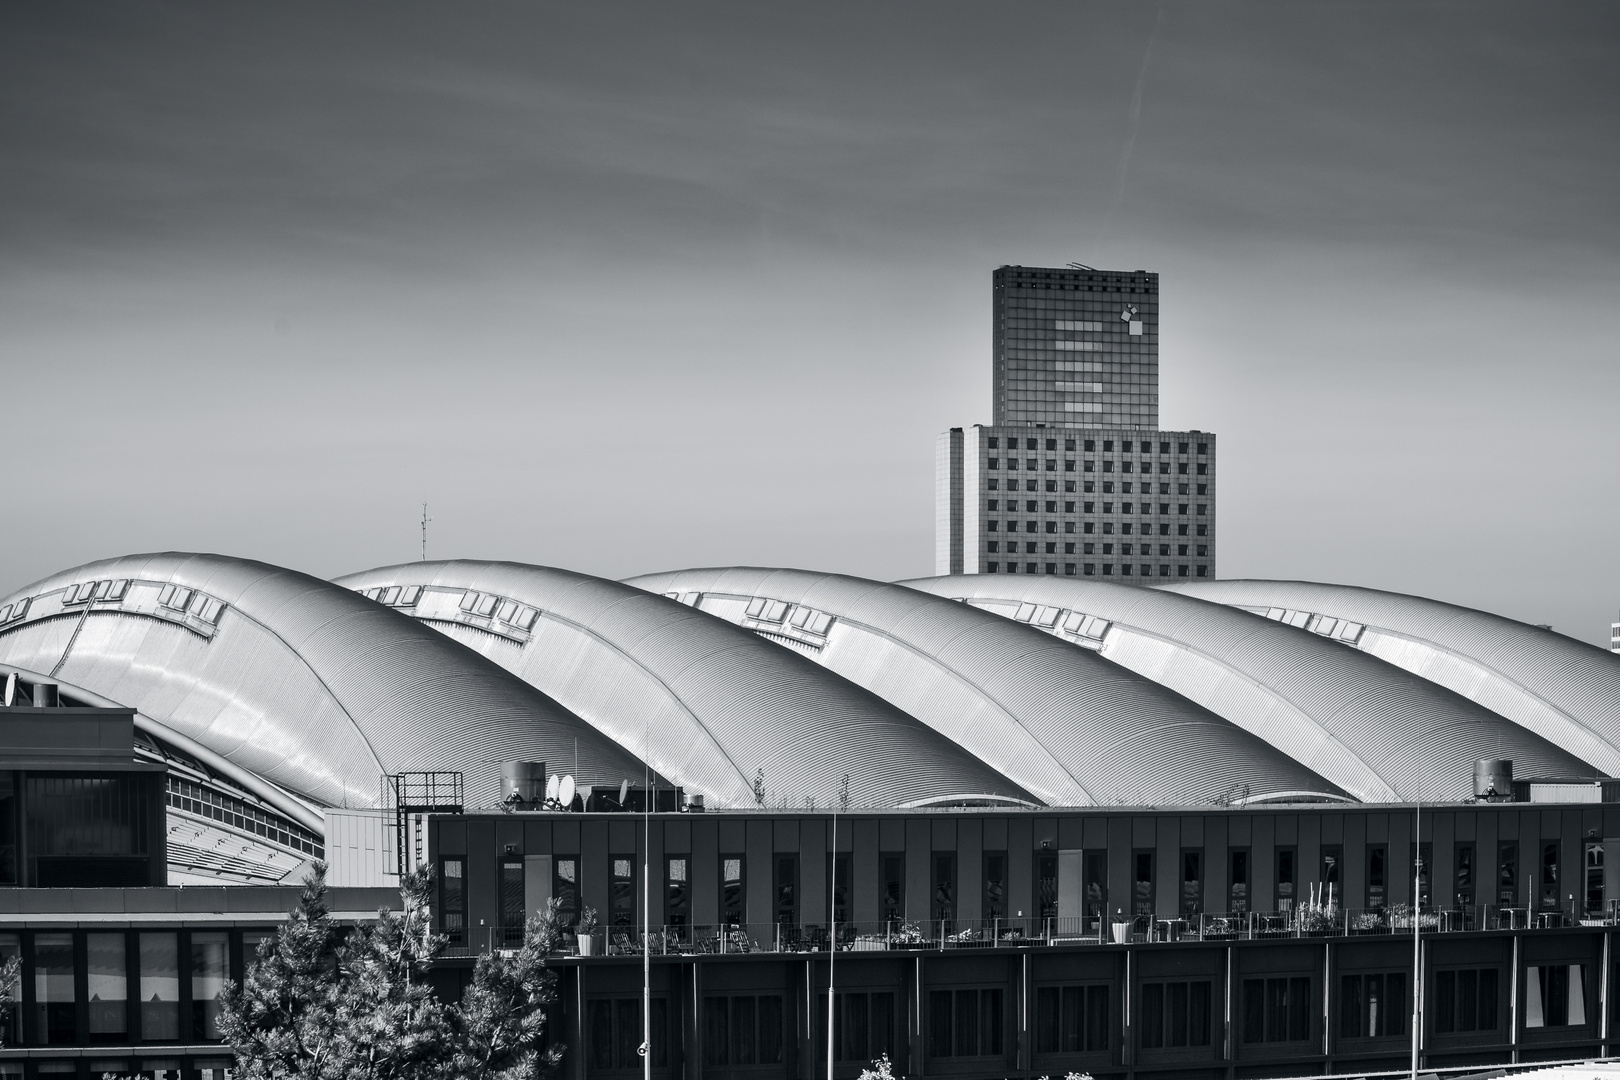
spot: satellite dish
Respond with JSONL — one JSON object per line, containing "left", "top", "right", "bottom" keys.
{"left": 2, "top": 672, "right": 14, "bottom": 707}
{"left": 546, "top": 774, "right": 560, "bottom": 802}
{"left": 559, "top": 775, "right": 576, "bottom": 809}
{"left": 618, "top": 779, "right": 631, "bottom": 809}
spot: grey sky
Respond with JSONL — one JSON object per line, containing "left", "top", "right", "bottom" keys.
{"left": 2, "top": 2, "right": 1616, "bottom": 644}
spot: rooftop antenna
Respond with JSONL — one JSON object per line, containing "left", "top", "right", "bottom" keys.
{"left": 1066, "top": 261, "right": 1096, "bottom": 271}
{"left": 420, "top": 503, "right": 432, "bottom": 561}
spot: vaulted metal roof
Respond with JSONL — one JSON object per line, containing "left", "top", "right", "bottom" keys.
{"left": 333, "top": 561, "right": 1031, "bottom": 808}
{"left": 0, "top": 553, "right": 656, "bottom": 808}
{"left": 624, "top": 567, "right": 1347, "bottom": 806}
{"left": 1162, "top": 579, "right": 1620, "bottom": 777}
{"left": 901, "top": 575, "right": 1594, "bottom": 801}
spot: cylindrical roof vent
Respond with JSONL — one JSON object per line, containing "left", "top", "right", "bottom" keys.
{"left": 501, "top": 760, "right": 547, "bottom": 807}
{"left": 31, "top": 680, "right": 59, "bottom": 708}
{"left": 1475, "top": 758, "right": 1513, "bottom": 801}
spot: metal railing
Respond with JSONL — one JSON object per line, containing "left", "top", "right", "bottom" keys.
{"left": 438, "top": 902, "right": 1620, "bottom": 959}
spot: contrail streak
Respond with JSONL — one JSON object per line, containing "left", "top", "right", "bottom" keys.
{"left": 1095, "top": 6, "right": 1165, "bottom": 253}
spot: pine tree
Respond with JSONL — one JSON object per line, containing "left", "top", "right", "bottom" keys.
{"left": 218, "top": 863, "right": 563, "bottom": 1080}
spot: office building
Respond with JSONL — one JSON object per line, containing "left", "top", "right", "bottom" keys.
{"left": 939, "top": 265, "right": 1217, "bottom": 579}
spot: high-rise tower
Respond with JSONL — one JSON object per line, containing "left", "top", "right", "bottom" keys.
{"left": 937, "top": 265, "right": 1217, "bottom": 580}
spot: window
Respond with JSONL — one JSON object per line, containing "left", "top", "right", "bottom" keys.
{"left": 1340, "top": 972, "right": 1405, "bottom": 1038}
{"left": 1085, "top": 440, "right": 1095, "bottom": 451}
{"left": 987, "top": 437, "right": 999, "bottom": 449}
{"left": 87, "top": 932, "right": 127, "bottom": 1042}
{"left": 1065, "top": 563, "right": 1076, "bottom": 575}
{"left": 1134, "top": 851, "right": 1154, "bottom": 918}
{"left": 1197, "top": 442, "right": 1208, "bottom": 454}
{"left": 1035, "top": 985, "right": 1109, "bottom": 1054}
{"left": 0, "top": 933, "right": 18, "bottom": 1046}
{"left": 1197, "top": 463, "right": 1207, "bottom": 475}
{"left": 1045, "top": 438, "right": 1056, "bottom": 450}
{"left": 721, "top": 855, "right": 745, "bottom": 926}
{"left": 1498, "top": 842, "right": 1518, "bottom": 907}
{"left": 1197, "top": 484, "right": 1208, "bottom": 495}
{"left": 987, "top": 541, "right": 999, "bottom": 553}
{"left": 1180, "top": 850, "right": 1202, "bottom": 915}
{"left": 1230, "top": 850, "right": 1249, "bottom": 912}
{"left": 987, "top": 521, "right": 998, "bottom": 533}
{"left": 1178, "top": 462, "right": 1188, "bottom": 474}
{"left": 704, "top": 994, "right": 784, "bottom": 1066}
{"left": 1045, "top": 459, "right": 1056, "bottom": 471}
{"left": 591, "top": 997, "right": 669, "bottom": 1070}
{"left": 1045, "top": 522, "right": 1056, "bottom": 534}
{"left": 1103, "top": 440, "right": 1114, "bottom": 451}
{"left": 1541, "top": 842, "right": 1560, "bottom": 911}
{"left": 1141, "top": 981, "right": 1212, "bottom": 1048}
{"left": 1526, "top": 965, "right": 1587, "bottom": 1027}
{"left": 35, "top": 932, "right": 75, "bottom": 1044}
{"left": 139, "top": 932, "right": 180, "bottom": 1040}
{"left": 1035, "top": 853, "right": 1058, "bottom": 922}
{"left": 1585, "top": 841, "right": 1604, "bottom": 915}
{"left": 983, "top": 851, "right": 1007, "bottom": 919}
{"left": 666, "top": 856, "right": 689, "bottom": 928}
{"left": 501, "top": 855, "right": 526, "bottom": 941}
{"left": 1455, "top": 844, "right": 1475, "bottom": 909}
{"left": 928, "top": 988, "right": 1004, "bottom": 1059}
{"left": 1366, "top": 845, "right": 1386, "bottom": 909}
{"left": 441, "top": 857, "right": 467, "bottom": 943}
{"left": 1321, "top": 844, "right": 1342, "bottom": 903}
{"left": 988, "top": 479, "right": 999, "bottom": 491}
{"left": 822, "top": 991, "right": 896, "bottom": 1063}
{"left": 987, "top": 562, "right": 1000, "bottom": 573}
{"left": 1065, "top": 481, "right": 1077, "bottom": 492}
{"left": 1276, "top": 847, "right": 1296, "bottom": 911}
{"left": 828, "top": 852, "right": 850, "bottom": 924}
{"left": 1242, "top": 977, "right": 1311, "bottom": 1043}
{"left": 933, "top": 853, "right": 956, "bottom": 922}
{"left": 1178, "top": 442, "right": 1189, "bottom": 453}
{"left": 1026, "top": 458, "right": 1037, "bottom": 470}
{"left": 1064, "top": 459, "right": 1075, "bottom": 472}
{"left": 882, "top": 853, "right": 905, "bottom": 923}
{"left": 775, "top": 855, "right": 797, "bottom": 925}
{"left": 1435, "top": 968, "right": 1498, "bottom": 1033}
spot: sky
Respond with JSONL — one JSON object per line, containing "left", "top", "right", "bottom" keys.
{"left": 2, "top": 1, "right": 1617, "bottom": 645}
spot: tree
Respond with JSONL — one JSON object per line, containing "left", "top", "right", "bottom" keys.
{"left": 753, "top": 767, "right": 766, "bottom": 807}
{"left": 0, "top": 952, "right": 18, "bottom": 1047}
{"left": 218, "top": 863, "right": 564, "bottom": 1080}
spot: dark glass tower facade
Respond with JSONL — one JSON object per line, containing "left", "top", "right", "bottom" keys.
{"left": 993, "top": 265, "right": 1158, "bottom": 430}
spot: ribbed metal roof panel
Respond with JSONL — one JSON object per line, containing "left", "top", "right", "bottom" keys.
{"left": 0, "top": 553, "right": 654, "bottom": 808}
{"left": 902, "top": 575, "right": 1594, "bottom": 801}
{"left": 334, "top": 561, "right": 1028, "bottom": 808}
{"left": 1163, "top": 579, "right": 1620, "bottom": 776}
{"left": 624, "top": 567, "right": 1346, "bottom": 806}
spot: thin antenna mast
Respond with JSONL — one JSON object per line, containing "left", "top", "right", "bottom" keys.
{"left": 420, "top": 503, "right": 432, "bottom": 561}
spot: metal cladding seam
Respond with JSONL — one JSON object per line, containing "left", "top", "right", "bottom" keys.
{"left": 902, "top": 575, "right": 1595, "bottom": 802}
{"left": 623, "top": 567, "right": 1347, "bottom": 806}
{"left": 1160, "top": 578, "right": 1620, "bottom": 777}
{"left": 0, "top": 553, "right": 657, "bottom": 809}
{"left": 334, "top": 561, "right": 1030, "bottom": 809}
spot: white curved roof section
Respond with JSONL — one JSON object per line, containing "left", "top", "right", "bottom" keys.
{"left": 0, "top": 553, "right": 658, "bottom": 809}
{"left": 334, "top": 561, "right": 1030, "bottom": 809}
{"left": 624, "top": 567, "right": 1347, "bottom": 807}
{"left": 1162, "top": 579, "right": 1620, "bottom": 777}
{"left": 901, "top": 576, "right": 1595, "bottom": 802}
{"left": 0, "top": 661, "right": 325, "bottom": 835}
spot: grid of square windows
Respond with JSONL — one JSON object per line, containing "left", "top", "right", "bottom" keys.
{"left": 975, "top": 425, "right": 1213, "bottom": 578}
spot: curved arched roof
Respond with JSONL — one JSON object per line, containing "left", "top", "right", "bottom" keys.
{"left": 1162, "top": 579, "right": 1620, "bottom": 777}
{"left": 333, "top": 561, "right": 1030, "bottom": 808}
{"left": 0, "top": 553, "right": 656, "bottom": 809}
{"left": 902, "top": 575, "right": 1592, "bottom": 802}
{"left": 624, "top": 567, "right": 1347, "bottom": 806}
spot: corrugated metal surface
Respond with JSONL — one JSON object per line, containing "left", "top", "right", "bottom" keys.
{"left": 902, "top": 575, "right": 1595, "bottom": 802}
{"left": 324, "top": 808, "right": 398, "bottom": 887}
{"left": 334, "top": 561, "right": 1030, "bottom": 809}
{"left": 0, "top": 553, "right": 656, "bottom": 809}
{"left": 1163, "top": 579, "right": 1620, "bottom": 777}
{"left": 624, "top": 568, "right": 1347, "bottom": 807}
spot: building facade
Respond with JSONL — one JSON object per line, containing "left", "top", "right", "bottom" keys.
{"left": 430, "top": 800, "right": 1620, "bottom": 1080}
{"left": 936, "top": 426, "right": 1215, "bottom": 580}
{"left": 938, "top": 265, "right": 1217, "bottom": 578}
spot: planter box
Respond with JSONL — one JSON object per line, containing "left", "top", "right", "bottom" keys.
{"left": 576, "top": 934, "right": 596, "bottom": 956}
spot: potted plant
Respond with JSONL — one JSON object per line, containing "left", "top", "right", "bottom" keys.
{"left": 1109, "top": 908, "right": 1131, "bottom": 944}
{"left": 575, "top": 907, "right": 599, "bottom": 956}
{"left": 892, "top": 921, "right": 926, "bottom": 948}
{"left": 1204, "top": 916, "right": 1237, "bottom": 939}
